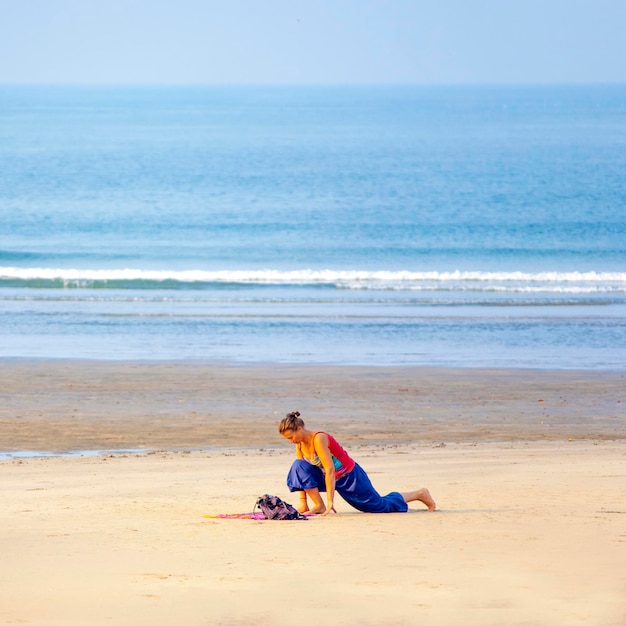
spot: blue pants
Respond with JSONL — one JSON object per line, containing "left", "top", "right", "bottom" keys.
{"left": 286, "top": 459, "right": 408, "bottom": 513}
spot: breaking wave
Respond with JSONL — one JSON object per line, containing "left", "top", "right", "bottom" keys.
{"left": 1, "top": 267, "right": 625, "bottom": 294}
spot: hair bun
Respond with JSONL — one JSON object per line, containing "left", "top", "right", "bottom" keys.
{"left": 278, "top": 411, "right": 305, "bottom": 434}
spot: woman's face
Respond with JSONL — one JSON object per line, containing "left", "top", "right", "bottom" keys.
{"left": 281, "top": 427, "right": 303, "bottom": 444}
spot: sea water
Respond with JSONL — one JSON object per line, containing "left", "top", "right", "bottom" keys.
{"left": 1, "top": 85, "right": 625, "bottom": 369}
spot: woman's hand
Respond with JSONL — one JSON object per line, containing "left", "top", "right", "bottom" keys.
{"left": 321, "top": 503, "right": 337, "bottom": 516}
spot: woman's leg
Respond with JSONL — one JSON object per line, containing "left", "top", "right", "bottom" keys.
{"left": 286, "top": 460, "right": 327, "bottom": 513}
{"left": 336, "top": 464, "right": 409, "bottom": 513}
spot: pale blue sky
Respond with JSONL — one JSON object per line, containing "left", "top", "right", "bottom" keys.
{"left": 1, "top": 0, "right": 625, "bottom": 84}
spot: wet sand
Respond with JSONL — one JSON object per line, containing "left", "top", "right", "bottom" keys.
{"left": 1, "top": 360, "right": 624, "bottom": 453}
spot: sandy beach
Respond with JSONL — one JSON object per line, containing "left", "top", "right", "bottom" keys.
{"left": 1, "top": 361, "right": 625, "bottom": 625}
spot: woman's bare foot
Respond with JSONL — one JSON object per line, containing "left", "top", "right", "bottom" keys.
{"left": 302, "top": 488, "right": 326, "bottom": 514}
{"left": 417, "top": 488, "right": 436, "bottom": 511}
{"left": 401, "top": 488, "right": 436, "bottom": 511}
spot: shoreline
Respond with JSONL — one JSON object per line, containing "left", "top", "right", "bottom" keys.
{"left": 1, "top": 359, "right": 623, "bottom": 454}
{"left": 4, "top": 355, "right": 626, "bottom": 373}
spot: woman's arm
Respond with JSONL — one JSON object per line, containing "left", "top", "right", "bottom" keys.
{"left": 312, "top": 433, "right": 337, "bottom": 515}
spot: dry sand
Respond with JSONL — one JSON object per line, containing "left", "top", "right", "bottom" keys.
{"left": 1, "top": 360, "right": 625, "bottom": 625}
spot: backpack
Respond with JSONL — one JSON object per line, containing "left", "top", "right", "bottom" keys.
{"left": 255, "top": 494, "right": 307, "bottom": 520}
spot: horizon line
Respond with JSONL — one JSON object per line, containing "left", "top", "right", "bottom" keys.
{"left": 1, "top": 80, "right": 626, "bottom": 89}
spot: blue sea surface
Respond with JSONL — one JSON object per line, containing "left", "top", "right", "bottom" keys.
{"left": 1, "top": 85, "right": 625, "bottom": 369}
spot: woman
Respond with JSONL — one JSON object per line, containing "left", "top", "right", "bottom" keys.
{"left": 279, "top": 411, "right": 436, "bottom": 515}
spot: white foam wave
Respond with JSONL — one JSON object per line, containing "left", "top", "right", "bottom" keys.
{"left": 1, "top": 267, "right": 625, "bottom": 292}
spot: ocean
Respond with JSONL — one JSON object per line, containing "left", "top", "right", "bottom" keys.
{"left": 1, "top": 85, "right": 625, "bottom": 369}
